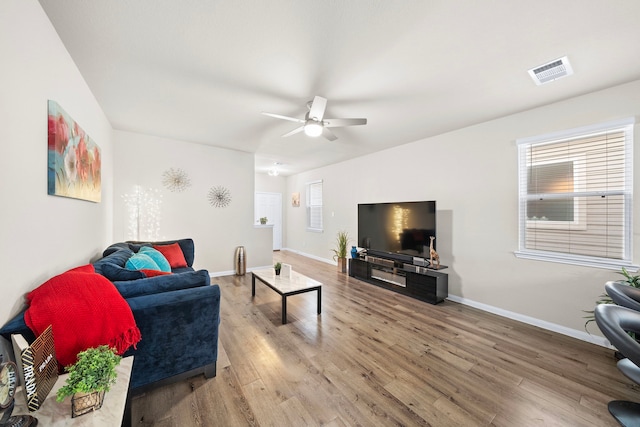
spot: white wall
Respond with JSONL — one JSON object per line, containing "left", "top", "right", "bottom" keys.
{"left": 285, "top": 79, "right": 640, "bottom": 344}
{"left": 0, "top": 0, "right": 113, "bottom": 323}
{"left": 255, "top": 173, "right": 286, "bottom": 194}
{"left": 113, "top": 131, "right": 273, "bottom": 274}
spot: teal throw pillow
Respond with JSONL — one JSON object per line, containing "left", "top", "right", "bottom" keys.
{"left": 139, "top": 246, "right": 172, "bottom": 272}
{"left": 125, "top": 253, "right": 160, "bottom": 271}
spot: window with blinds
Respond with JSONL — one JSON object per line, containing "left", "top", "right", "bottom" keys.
{"left": 306, "top": 180, "right": 323, "bottom": 232}
{"left": 515, "top": 118, "right": 635, "bottom": 269}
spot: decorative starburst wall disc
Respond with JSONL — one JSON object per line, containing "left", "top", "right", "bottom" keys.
{"left": 208, "top": 186, "right": 232, "bottom": 208}
{"left": 162, "top": 168, "right": 191, "bottom": 192}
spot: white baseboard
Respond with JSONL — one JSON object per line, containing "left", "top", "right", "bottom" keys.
{"left": 209, "top": 270, "right": 235, "bottom": 278}
{"left": 446, "top": 294, "right": 612, "bottom": 349}
{"left": 281, "top": 248, "right": 336, "bottom": 266}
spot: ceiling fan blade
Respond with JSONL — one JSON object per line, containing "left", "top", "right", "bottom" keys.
{"left": 308, "top": 96, "right": 327, "bottom": 121}
{"left": 262, "top": 112, "right": 304, "bottom": 123}
{"left": 323, "top": 118, "right": 367, "bottom": 128}
{"left": 282, "top": 126, "right": 304, "bottom": 137}
{"left": 322, "top": 127, "right": 337, "bottom": 141}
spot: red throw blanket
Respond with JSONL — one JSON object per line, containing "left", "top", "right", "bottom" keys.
{"left": 24, "top": 269, "right": 141, "bottom": 367}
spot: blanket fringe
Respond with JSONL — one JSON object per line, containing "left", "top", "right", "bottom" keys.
{"left": 109, "top": 326, "right": 142, "bottom": 355}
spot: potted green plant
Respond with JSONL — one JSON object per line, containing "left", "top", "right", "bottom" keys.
{"left": 56, "top": 345, "right": 121, "bottom": 417}
{"left": 332, "top": 231, "right": 349, "bottom": 273}
{"left": 259, "top": 217, "right": 268, "bottom": 225}
{"left": 274, "top": 262, "right": 282, "bottom": 275}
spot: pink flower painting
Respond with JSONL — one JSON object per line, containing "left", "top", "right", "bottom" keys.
{"left": 47, "top": 100, "right": 101, "bottom": 202}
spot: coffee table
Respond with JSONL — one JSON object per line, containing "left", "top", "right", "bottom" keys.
{"left": 251, "top": 268, "right": 322, "bottom": 324}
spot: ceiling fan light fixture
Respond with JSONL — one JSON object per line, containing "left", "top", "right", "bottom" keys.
{"left": 264, "top": 96, "right": 367, "bottom": 141}
{"left": 304, "top": 121, "right": 323, "bottom": 137}
{"left": 268, "top": 162, "right": 281, "bottom": 176}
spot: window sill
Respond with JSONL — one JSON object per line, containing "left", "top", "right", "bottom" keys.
{"left": 306, "top": 228, "right": 323, "bottom": 233}
{"left": 514, "top": 250, "right": 639, "bottom": 272}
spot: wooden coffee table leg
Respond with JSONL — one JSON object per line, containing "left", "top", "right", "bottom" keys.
{"left": 282, "top": 295, "right": 287, "bottom": 324}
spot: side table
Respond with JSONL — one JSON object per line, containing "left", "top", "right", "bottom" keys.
{"left": 11, "top": 356, "right": 133, "bottom": 426}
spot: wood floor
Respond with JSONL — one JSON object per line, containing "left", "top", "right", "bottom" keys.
{"left": 131, "top": 251, "right": 640, "bottom": 426}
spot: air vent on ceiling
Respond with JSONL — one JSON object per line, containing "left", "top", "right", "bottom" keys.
{"left": 528, "top": 56, "right": 573, "bottom": 85}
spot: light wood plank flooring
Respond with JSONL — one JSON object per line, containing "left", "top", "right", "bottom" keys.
{"left": 131, "top": 251, "right": 640, "bottom": 426}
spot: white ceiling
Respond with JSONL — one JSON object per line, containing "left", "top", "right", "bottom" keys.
{"left": 38, "top": 0, "right": 640, "bottom": 176}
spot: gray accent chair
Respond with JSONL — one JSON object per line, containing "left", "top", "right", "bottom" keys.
{"left": 595, "top": 303, "right": 640, "bottom": 426}
{"left": 606, "top": 281, "right": 640, "bottom": 312}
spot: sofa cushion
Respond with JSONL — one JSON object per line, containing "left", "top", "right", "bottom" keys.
{"left": 126, "top": 253, "right": 160, "bottom": 271}
{"left": 113, "top": 269, "right": 210, "bottom": 298}
{"left": 94, "top": 248, "right": 146, "bottom": 281}
{"left": 102, "top": 242, "right": 133, "bottom": 258}
{"left": 139, "top": 246, "right": 171, "bottom": 272}
{"left": 0, "top": 311, "right": 33, "bottom": 342}
{"left": 100, "top": 248, "right": 133, "bottom": 267}
{"left": 170, "top": 266, "right": 195, "bottom": 274}
{"left": 153, "top": 243, "right": 188, "bottom": 269}
{"left": 101, "top": 263, "right": 146, "bottom": 281}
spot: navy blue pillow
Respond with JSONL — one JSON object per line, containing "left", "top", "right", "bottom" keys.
{"left": 102, "top": 243, "right": 133, "bottom": 258}
{"left": 93, "top": 248, "right": 143, "bottom": 281}
{"left": 95, "top": 248, "right": 134, "bottom": 269}
{"left": 101, "top": 263, "right": 146, "bottom": 281}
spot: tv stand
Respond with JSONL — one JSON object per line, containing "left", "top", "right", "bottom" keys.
{"left": 349, "top": 252, "right": 448, "bottom": 304}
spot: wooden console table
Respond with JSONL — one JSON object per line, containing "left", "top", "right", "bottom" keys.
{"left": 12, "top": 356, "right": 133, "bottom": 426}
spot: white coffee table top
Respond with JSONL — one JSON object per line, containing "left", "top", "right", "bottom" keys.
{"left": 252, "top": 268, "right": 322, "bottom": 294}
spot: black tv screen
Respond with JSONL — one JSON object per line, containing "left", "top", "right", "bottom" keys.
{"left": 358, "top": 201, "right": 436, "bottom": 257}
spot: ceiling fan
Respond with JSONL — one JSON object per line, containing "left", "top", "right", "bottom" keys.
{"left": 262, "top": 96, "right": 367, "bottom": 141}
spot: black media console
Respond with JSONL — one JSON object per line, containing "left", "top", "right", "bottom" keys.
{"left": 348, "top": 251, "right": 448, "bottom": 305}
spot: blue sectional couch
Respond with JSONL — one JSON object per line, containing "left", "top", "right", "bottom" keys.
{"left": 0, "top": 238, "right": 220, "bottom": 394}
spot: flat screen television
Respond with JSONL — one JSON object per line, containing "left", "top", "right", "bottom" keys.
{"left": 358, "top": 201, "right": 436, "bottom": 258}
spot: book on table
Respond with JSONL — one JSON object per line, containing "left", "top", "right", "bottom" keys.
{"left": 11, "top": 324, "right": 58, "bottom": 412}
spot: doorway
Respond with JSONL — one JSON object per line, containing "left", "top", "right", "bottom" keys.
{"left": 255, "top": 192, "right": 282, "bottom": 250}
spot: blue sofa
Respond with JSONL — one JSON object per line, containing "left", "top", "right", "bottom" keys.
{"left": 0, "top": 238, "right": 220, "bottom": 394}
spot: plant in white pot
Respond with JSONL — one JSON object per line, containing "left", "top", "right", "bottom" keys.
{"left": 332, "top": 231, "right": 349, "bottom": 273}
{"left": 56, "top": 345, "right": 121, "bottom": 418}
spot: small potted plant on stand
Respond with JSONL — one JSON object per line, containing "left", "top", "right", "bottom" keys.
{"left": 56, "top": 345, "right": 121, "bottom": 418}
{"left": 274, "top": 262, "right": 282, "bottom": 275}
{"left": 332, "top": 231, "right": 349, "bottom": 273}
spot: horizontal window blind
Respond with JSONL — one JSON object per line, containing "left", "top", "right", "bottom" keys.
{"left": 306, "top": 180, "right": 323, "bottom": 232}
{"left": 516, "top": 118, "right": 634, "bottom": 268}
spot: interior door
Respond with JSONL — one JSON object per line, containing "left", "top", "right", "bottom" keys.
{"left": 255, "top": 192, "right": 282, "bottom": 250}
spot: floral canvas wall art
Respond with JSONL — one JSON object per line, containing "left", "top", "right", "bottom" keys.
{"left": 47, "top": 100, "right": 101, "bottom": 202}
